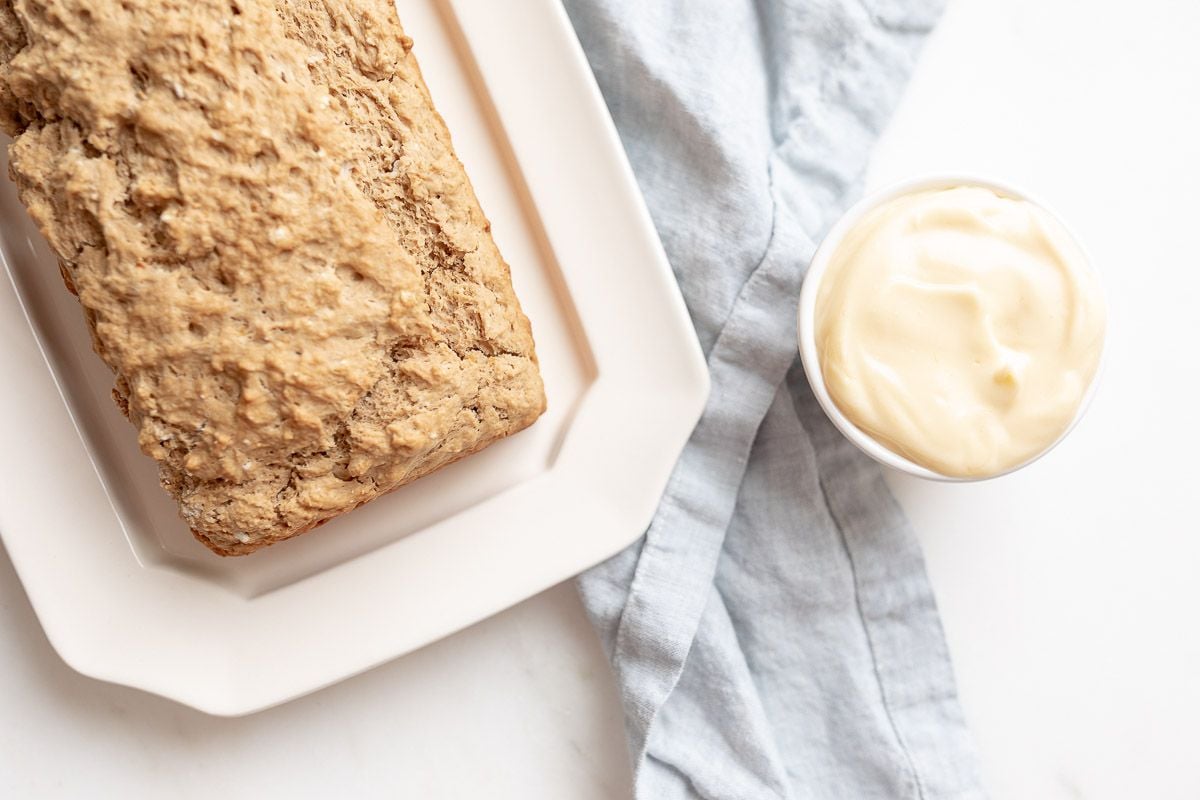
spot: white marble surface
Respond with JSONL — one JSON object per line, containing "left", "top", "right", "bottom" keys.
{"left": 875, "top": 1, "right": 1200, "bottom": 797}
{"left": 2, "top": 0, "right": 1198, "bottom": 797}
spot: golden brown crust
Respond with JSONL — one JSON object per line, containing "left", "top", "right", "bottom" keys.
{"left": 1, "top": 0, "right": 545, "bottom": 555}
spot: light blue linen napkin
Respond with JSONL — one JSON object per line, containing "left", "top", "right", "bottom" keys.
{"left": 563, "top": 1, "right": 987, "bottom": 797}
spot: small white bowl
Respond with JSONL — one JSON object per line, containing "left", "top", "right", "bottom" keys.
{"left": 796, "top": 174, "right": 1106, "bottom": 482}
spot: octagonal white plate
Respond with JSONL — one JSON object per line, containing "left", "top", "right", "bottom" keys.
{"left": 0, "top": 0, "right": 707, "bottom": 715}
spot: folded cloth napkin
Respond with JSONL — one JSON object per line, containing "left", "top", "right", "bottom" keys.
{"left": 564, "top": 1, "right": 987, "bottom": 797}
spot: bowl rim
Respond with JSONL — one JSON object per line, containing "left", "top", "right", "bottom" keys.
{"left": 796, "top": 172, "right": 1108, "bottom": 483}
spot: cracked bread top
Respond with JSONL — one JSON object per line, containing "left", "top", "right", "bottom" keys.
{"left": 0, "top": 0, "right": 545, "bottom": 554}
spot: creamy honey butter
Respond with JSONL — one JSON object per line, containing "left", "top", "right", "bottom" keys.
{"left": 814, "top": 186, "right": 1106, "bottom": 478}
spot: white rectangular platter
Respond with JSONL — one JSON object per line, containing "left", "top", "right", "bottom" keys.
{"left": 0, "top": 0, "right": 707, "bottom": 715}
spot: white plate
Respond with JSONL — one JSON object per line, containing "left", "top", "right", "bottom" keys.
{"left": 0, "top": 0, "right": 707, "bottom": 716}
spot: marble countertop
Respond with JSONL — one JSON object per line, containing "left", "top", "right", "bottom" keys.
{"left": 3, "top": 0, "right": 1197, "bottom": 796}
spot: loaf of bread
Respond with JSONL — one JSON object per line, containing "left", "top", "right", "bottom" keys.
{"left": 0, "top": 0, "right": 545, "bottom": 555}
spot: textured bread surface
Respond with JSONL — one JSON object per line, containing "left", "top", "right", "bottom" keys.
{"left": 0, "top": 0, "right": 545, "bottom": 555}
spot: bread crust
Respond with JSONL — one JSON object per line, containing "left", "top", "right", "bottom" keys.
{"left": 0, "top": 0, "right": 545, "bottom": 555}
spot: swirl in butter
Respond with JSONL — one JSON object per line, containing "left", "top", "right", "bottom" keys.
{"left": 815, "top": 186, "right": 1106, "bottom": 478}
